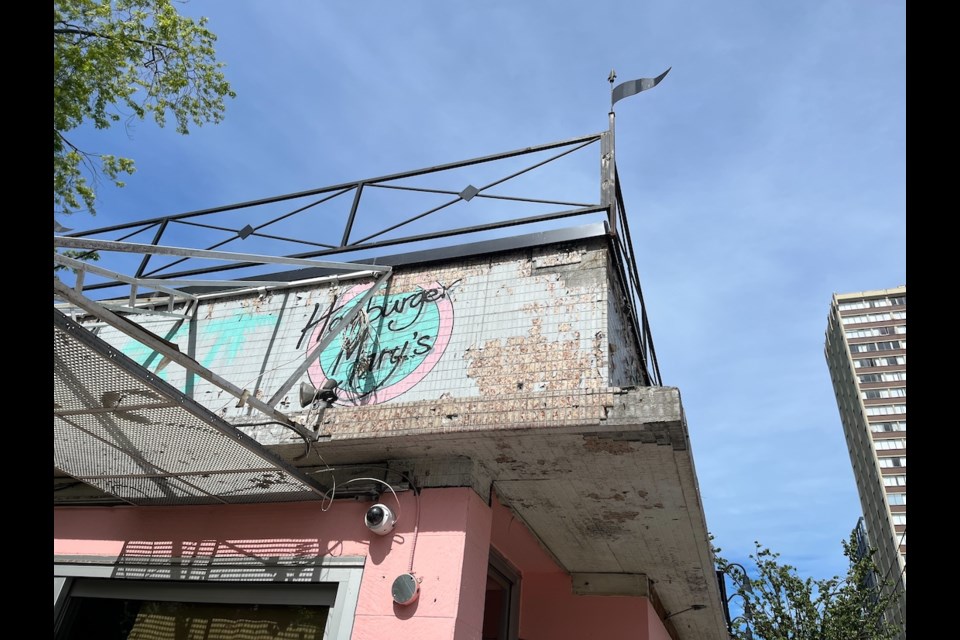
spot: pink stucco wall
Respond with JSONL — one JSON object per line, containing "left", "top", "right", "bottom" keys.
{"left": 54, "top": 487, "right": 492, "bottom": 640}
{"left": 54, "top": 489, "right": 671, "bottom": 640}
{"left": 489, "top": 493, "right": 671, "bottom": 640}
{"left": 647, "top": 602, "right": 674, "bottom": 640}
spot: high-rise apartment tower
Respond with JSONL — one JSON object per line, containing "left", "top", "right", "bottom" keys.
{"left": 824, "top": 286, "right": 906, "bottom": 636}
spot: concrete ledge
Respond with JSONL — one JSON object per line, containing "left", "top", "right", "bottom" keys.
{"left": 571, "top": 572, "right": 650, "bottom": 596}
{"left": 235, "top": 386, "right": 687, "bottom": 449}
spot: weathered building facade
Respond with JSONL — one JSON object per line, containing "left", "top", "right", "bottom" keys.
{"left": 55, "top": 132, "right": 727, "bottom": 640}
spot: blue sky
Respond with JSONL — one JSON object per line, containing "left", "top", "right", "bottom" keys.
{"left": 60, "top": 1, "right": 905, "bottom": 582}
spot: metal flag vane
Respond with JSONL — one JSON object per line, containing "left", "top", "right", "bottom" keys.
{"left": 609, "top": 67, "right": 671, "bottom": 111}
{"left": 601, "top": 66, "right": 671, "bottom": 239}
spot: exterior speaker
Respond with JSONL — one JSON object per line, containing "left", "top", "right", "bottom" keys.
{"left": 299, "top": 382, "right": 318, "bottom": 407}
{"left": 392, "top": 573, "right": 420, "bottom": 606}
{"left": 299, "top": 379, "right": 339, "bottom": 407}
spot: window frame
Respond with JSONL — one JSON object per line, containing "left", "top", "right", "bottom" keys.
{"left": 486, "top": 548, "right": 521, "bottom": 640}
{"left": 886, "top": 493, "right": 906, "bottom": 506}
{"left": 54, "top": 553, "right": 365, "bottom": 640}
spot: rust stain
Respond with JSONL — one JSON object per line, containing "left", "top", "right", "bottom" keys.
{"left": 582, "top": 437, "right": 634, "bottom": 454}
{"left": 639, "top": 503, "right": 666, "bottom": 510}
{"left": 584, "top": 518, "right": 622, "bottom": 537}
{"left": 602, "top": 510, "right": 640, "bottom": 523}
{"left": 512, "top": 496, "right": 561, "bottom": 511}
{"left": 495, "top": 455, "right": 516, "bottom": 464}
{"left": 586, "top": 492, "right": 627, "bottom": 502}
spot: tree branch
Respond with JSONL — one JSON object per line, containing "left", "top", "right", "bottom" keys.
{"left": 55, "top": 130, "right": 81, "bottom": 153}
{"left": 54, "top": 26, "right": 179, "bottom": 52}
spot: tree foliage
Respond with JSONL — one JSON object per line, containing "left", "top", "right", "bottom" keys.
{"left": 715, "top": 534, "right": 901, "bottom": 640}
{"left": 54, "top": 0, "right": 235, "bottom": 218}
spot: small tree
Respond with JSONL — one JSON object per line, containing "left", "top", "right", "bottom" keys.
{"left": 54, "top": 0, "right": 235, "bottom": 220}
{"left": 715, "top": 534, "right": 901, "bottom": 640}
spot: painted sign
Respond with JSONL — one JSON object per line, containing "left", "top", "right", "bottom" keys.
{"left": 120, "top": 312, "right": 278, "bottom": 385}
{"left": 303, "top": 280, "right": 459, "bottom": 405}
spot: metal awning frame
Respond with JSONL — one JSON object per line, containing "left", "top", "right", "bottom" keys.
{"left": 54, "top": 309, "right": 333, "bottom": 504}
{"left": 53, "top": 238, "right": 393, "bottom": 442}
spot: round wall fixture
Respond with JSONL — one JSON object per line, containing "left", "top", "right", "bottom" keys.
{"left": 392, "top": 573, "right": 420, "bottom": 606}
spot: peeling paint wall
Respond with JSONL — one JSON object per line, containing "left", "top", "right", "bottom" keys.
{"left": 92, "top": 238, "right": 644, "bottom": 419}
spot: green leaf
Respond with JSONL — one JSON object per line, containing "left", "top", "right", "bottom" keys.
{"left": 54, "top": 0, "right": 234, "bottom": 218}
{"left": 713, "top": 534, "right": 902, "bottom": 640}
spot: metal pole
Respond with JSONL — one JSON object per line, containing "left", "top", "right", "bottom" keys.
{"left": 135, "top": 219, "right": 169, "bottom": 277}
{"left": 600, "top": 114, "right": 617, "bottom": 236}
{"left": 54, "top": 237, "right": 391, "bottom": 273}
{"left": 603, "top": 69, "right": 618, "bottom": 236}
{"left": 341, "top": 183, "right": 365, "bottom": 247}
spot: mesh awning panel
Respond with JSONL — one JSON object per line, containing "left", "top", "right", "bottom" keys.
{"left": 54, "top": 310, "right": 323, "bottom": 505}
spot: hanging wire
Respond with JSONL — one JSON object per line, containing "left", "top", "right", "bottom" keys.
{"left": 407, "top": 479, "right": 422, "bottom": 574}
{"left": 305, "top": 467, "right": 422, "bottom": 573}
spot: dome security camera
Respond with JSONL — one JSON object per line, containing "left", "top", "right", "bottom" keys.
{"left": 365, "top": 503, "right": 397, "bottom": 535}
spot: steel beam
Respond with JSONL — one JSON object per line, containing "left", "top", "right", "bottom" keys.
{"left": 54, "top": 237, "right": 391, "bottom": 273}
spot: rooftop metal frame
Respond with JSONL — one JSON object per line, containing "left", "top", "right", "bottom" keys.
{"left": 57, "top": 128, "right": 661, "bottom": 385}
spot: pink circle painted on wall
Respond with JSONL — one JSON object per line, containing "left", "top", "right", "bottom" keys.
{"left": 306, "top": 281, "right": 456, "bottom": 405}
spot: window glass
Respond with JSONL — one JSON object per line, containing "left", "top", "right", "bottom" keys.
{"left": 870, "top": 422, "right": 906, "bottom": 433}
{"left": 874, "top": 439, "right": 906, "bottom": 449}
{"left": 57, "top": 599, "right": 329, "bottom": 640}
{"left": 865, "top": 405, "right": 906, "bottom": 416}
{"left": 878, "top": 456, "right": 906, "bottom": 468}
